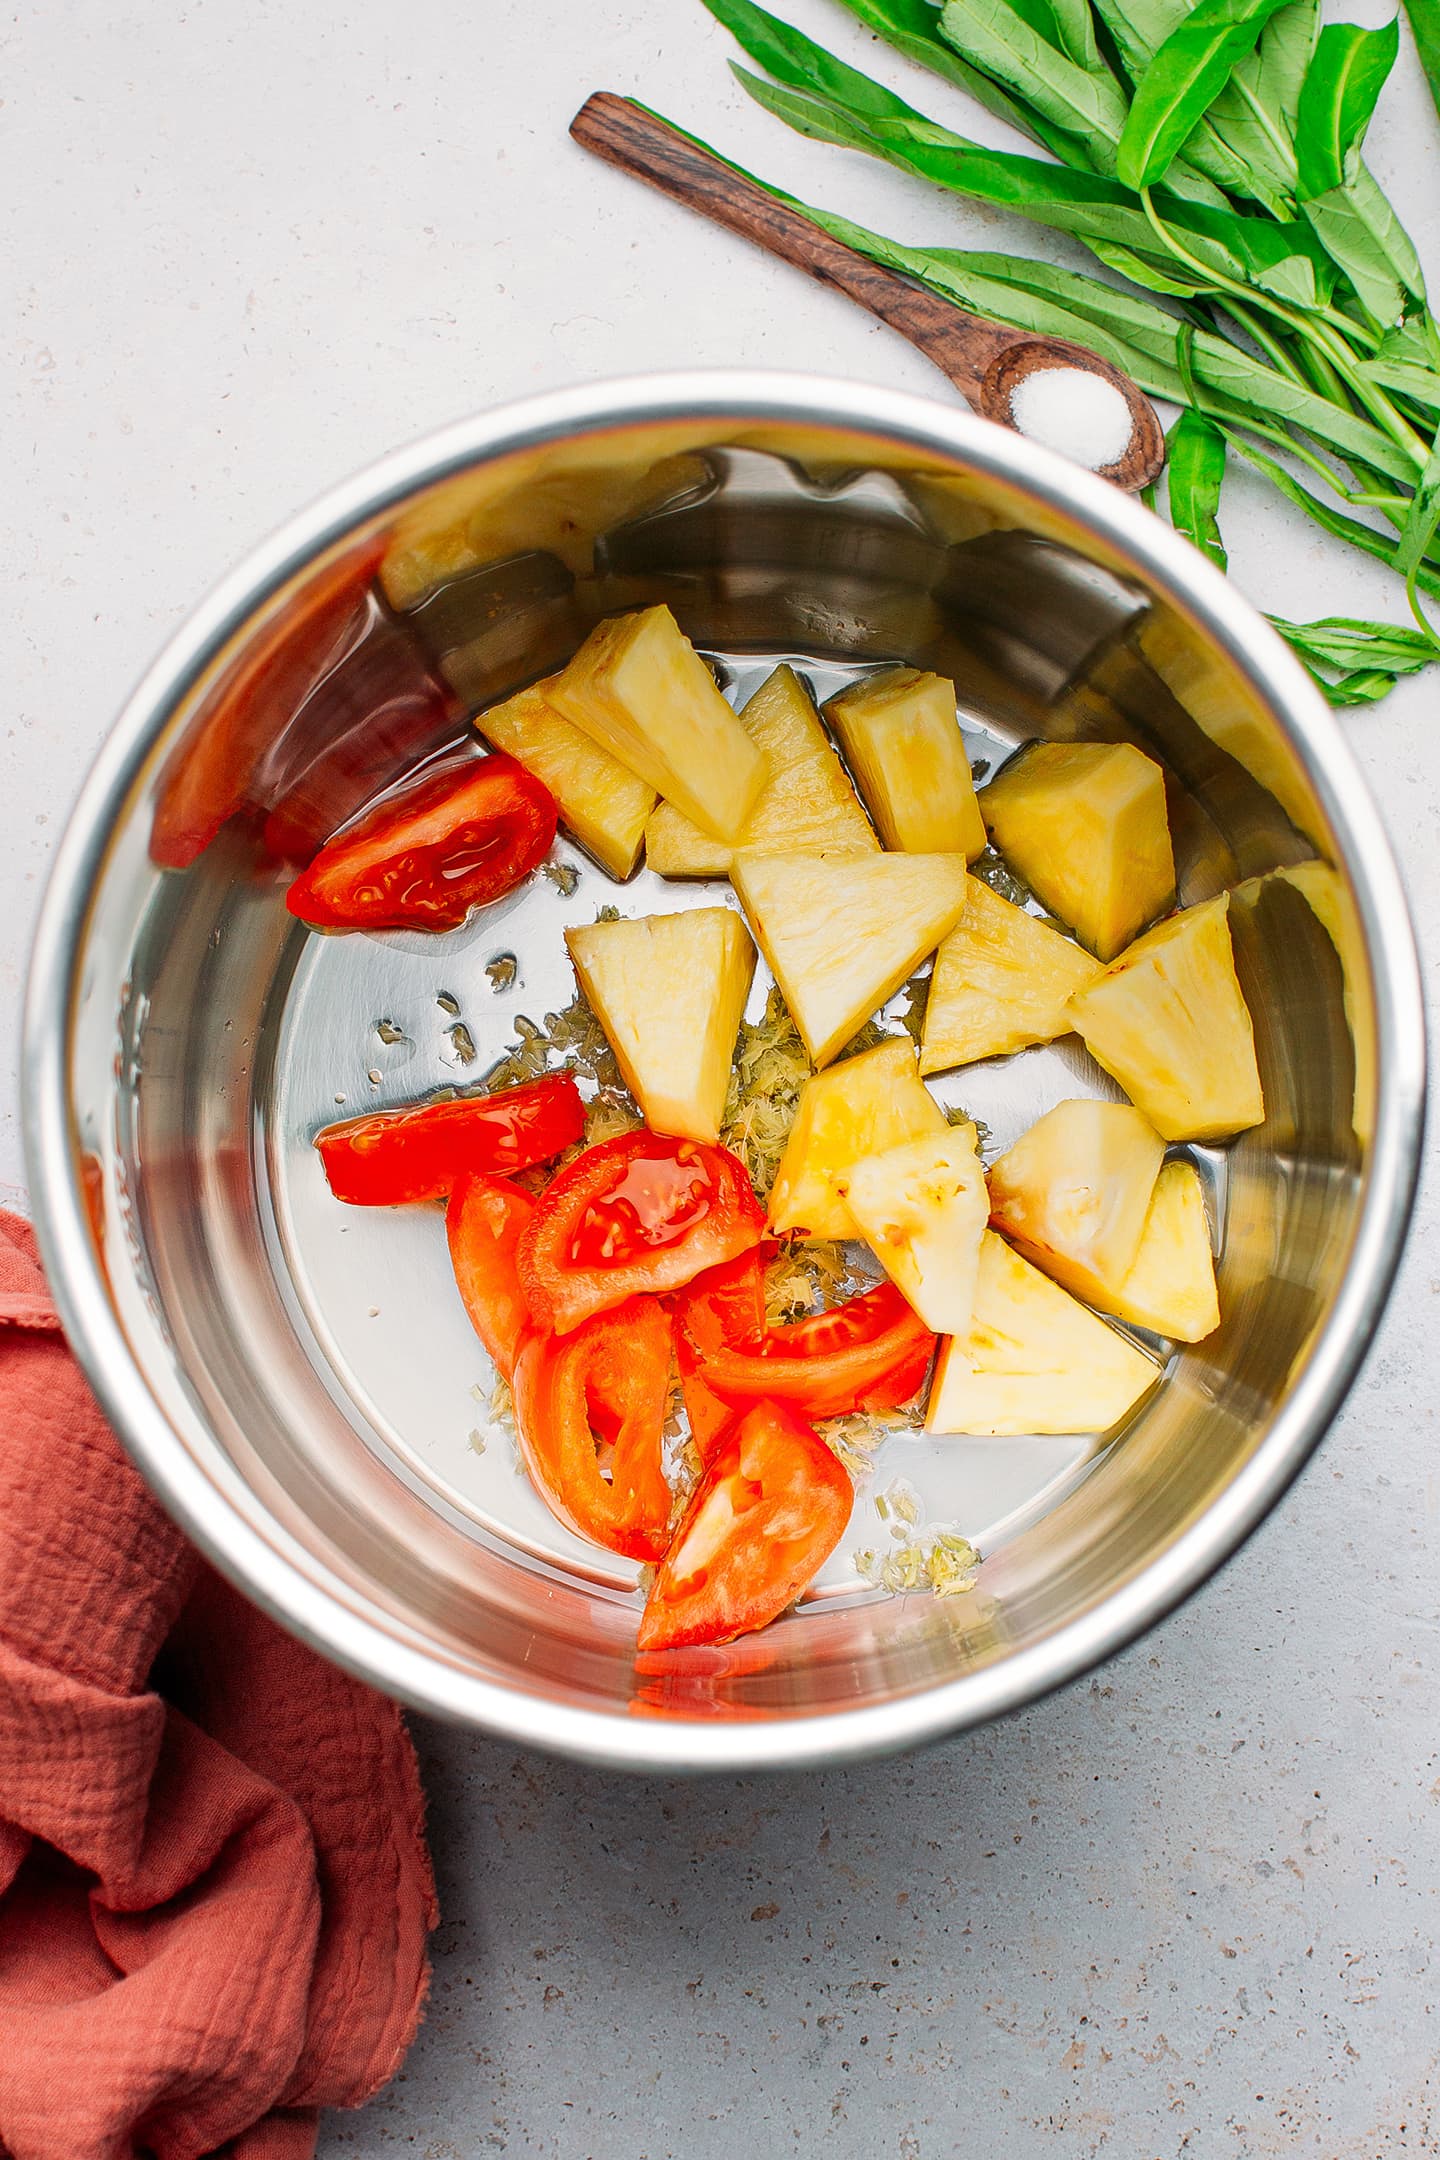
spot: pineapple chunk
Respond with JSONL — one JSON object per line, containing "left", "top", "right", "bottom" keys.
{"left": 980, "top": 741, "right": 1174, "bottom": 960}
{"left": 732, "top": 849, "right": 970, "bottom": 1068}
{"left": 844, "top": 1123, "right": 988, "bottom": 1335}
{"left": 925, "top": 1232, "right": 1161, "bottom": 1437}
{"left": 987, "top": 1099, "right": 1166, "bottom": 1305}
{"left": 768, "top": 1039, "right": 945, "bottom": 1240}
{"left": 825, "top": 668, "right": 986, "bottom": 859}
{"left": 550, "top": 606, "right": 764, "bottom": 843}
{"left": 1100, "top": 1160, "right": 1218, "bottom": 1342}
{"left": 919, "top": 878, "right": 1103, "bottom": 1072}
{"left": 564, "top": 908, "right": 756, "bottom": 1145}
{"left": 1068, "top": 894, "right": 1264, "bottom": 1142}
{"left": 645, "top": 665, "right": 878, "bottom": 877}
{"left": 474, "top": 675, "right": 655, "bottom": 880}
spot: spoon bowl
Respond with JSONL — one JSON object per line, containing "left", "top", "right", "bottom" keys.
{"left": 979, "top": 338, "right": 1166, "bottom": 491}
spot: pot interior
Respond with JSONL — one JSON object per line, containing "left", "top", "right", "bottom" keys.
{"left": 50, "top": 400, "right": 1391, "bottom": 1749}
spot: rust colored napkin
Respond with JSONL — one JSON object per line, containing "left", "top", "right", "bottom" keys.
{"left": 0, "top": 1210, "right": 437, "bottom": 2160}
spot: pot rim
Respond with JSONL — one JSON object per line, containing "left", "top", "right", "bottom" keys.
{"left": 22, "top": 371, "right": 1427, "bottom": 1771}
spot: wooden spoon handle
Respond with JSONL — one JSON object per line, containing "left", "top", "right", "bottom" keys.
{"left": 569, "top": 93, "right": 1013, "bottom": 404}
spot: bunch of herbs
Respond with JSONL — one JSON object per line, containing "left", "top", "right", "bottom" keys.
{"left": 656, "top": 0, "right": 1440, "bottom": 701}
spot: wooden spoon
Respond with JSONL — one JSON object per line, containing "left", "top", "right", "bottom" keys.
{"left": 570, "top": 93, "right": 1166, "bottom": 494}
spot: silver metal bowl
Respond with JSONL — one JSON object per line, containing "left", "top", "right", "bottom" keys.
{"left": 23, "top": 375, "right": 1425, "bottom": 1770}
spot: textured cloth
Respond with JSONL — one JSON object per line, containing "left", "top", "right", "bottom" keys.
{"left": 0, "top": 1210, "right": 436, "bottom": 2160}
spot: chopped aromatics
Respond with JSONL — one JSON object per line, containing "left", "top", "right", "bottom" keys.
{"left": 550, "top": 605, "right": 765, "bottom": 843}
{"left": 767, "top": 1038, "right": 946, "bottom": 1241}
{"left": 919, "top": 877, "right": 1103, "bottom": 1072}
{"left": 731, "top": 847, "right": 970, "bottom": 1066}
{"left": 987, "top": 1098, "right": 1166, "bottom": 1306}
{"left": 637, "top": 1399, "right": 853, "bottom": 1650}
{"left": 1100, "top": 1159, "right": 1219, "bottom": 1342}
{"left": 474, "top": 674, "right": 655, "bottom": 880}
{"left": 824, "top": 667, "right": 985, "bottom": 859}
{"left": 565, "top": 907, "right": 756, "bottom": 1144}
{"left": 1068, "top": 894, "right": 1264, "bottom": 1141}
{"left": 645, "top": 664, "right": 878, "bottom": 876}
{"left": 980, "top": 741, "right": 1174, "bottom": 960}
{"left": 926, "top": 1232, "right": 1160, "bottom": 1437}
{"left": 843, "top": 1122, "right": 988, "bottom": 1337}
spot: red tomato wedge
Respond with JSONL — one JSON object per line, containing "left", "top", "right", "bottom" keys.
{"left": 637, "top": 1400, "right": 853, "bottom": 1651}
{"left": 446, "top": 1173, "right": 535, "bottom": 1381}
{"left": 315, "top": 1077, "right": 584, "bottom": 1206}
{"left": 511, "top": 1298, "right": 674, "bottom": 1561}
{"left": 673, "top": 1248, "right": 767, "bottom": 1462}
{"left": 517, "top": 1131, "right": 764, "bottom": 1336}
{"left": 286, "top": 749, "right": 557, "bottom": 930}
{"left": 676, "top": 1271, "right": 934, "bottom": 1422}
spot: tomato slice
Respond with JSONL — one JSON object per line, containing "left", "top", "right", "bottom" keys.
{"left": 676, "top": 1274, "right": 934, "bottom": 1421}
{"left": 511, "top": 1298, "right": 674, "bottom": 1561}
{"left": 672, "top": 1249, "right": 767, "bottom": 1461}
{"left": 518, "top": 1131, "right": 764, "bottom": 1336}
{"left": 315, "top": 1077, "right": 584, "bottom": 1206}
{"left": 637, "top": 1400, "right": 853, "bottom": 1651}
{"left": 446, "top": 1173, "right": 535, "bottom": 1380}
{"left": 286, "top": 748, "right": 557, "bottom": 930}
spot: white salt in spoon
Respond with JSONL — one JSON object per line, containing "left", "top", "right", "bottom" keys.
{"left": 572, "top": 95, "right": 1168, "bottom": 495}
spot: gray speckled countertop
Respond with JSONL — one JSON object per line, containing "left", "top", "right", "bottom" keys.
{"left": 6, "top": 2, "right": 1438, "bottom": 2152}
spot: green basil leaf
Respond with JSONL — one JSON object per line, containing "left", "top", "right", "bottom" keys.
{"left": 1294, "top": 17, "right": 1399, "bottom": 198}
{"left": 937, "top": 0, "right": 1132, "bottom": 163}
{"left": 1347, "top": 161, "right": 1428, "bottom": 302}
{"left": 1223, "top": 431, "right": 1440, "bottom": 592}
{"left": 1361, "top": 317, "right": 1440, "bottom": 406}
{"left": 1394, "top": 418, "right": 1440, "bottom": 579}
{"left": 1168, "top": 409, "right": 1229, "bottom": 567}
{"left": 1250, "top": 0, "right": 1317, "bottom": 135}
{"left": 777, "top": 205, "right": 1414, "bottom": 480}
{"left": 1300, "top": 186, "right": 1406, "bottom": 328}
{"left": 1401, "top": 0, "right": 1440, "bottom": 126}
{"left": 727, "top": 54, "right": 1336, "bottom": 309}
{"left": 1044, "top": 0, "right": 1102, "bottom": 71}
{"left": 1268, "top": 614, "right": 1437, "bottom": 671}
{"left": 702, "top": 0, "right": 936, "bottom": 120}
{"left": 819, "top": 0, "right": 1101, "bottom": 161}
{"left": 1116, "top": 0, "right": 1295, "bottom": 189}
{"left": 1090, "top": 0, "right": 1297, "bottom": 208}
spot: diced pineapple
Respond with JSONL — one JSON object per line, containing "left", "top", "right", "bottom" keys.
{"left": 1068, "top": 894, "right": 1264, "bottom": 1142}
{"left": 987, "top": 1099, "right": 1166, "bottom": 1305}
{"left": 645, "top": 665, "right": 878, "bottom": 877}
{"left": 980, "top": 741, "right": 1174, "bottom": 960}
{"left": 1099, "top": 1160, "right": 1219, "bottom": 1341}
{"left": 843, "top": 1123, "right": 988, "bottom": 1335}
{"left": 768, "top": 1039, "right": 945, "bottom": 1240}
{"left": 919, "top": 878, "right": 1103, "bottom": 1072}
{"left": 925, "top": 1232, "right": 1161, "bottom": 1437}
{"left": 825, "top": 668, "right": 986, "bottom": 859}
{"left": 732, "top": 849, "right": 970, "bottom": 1068}
{"left": 564, "top": 907, "right": 755, "bottom": 1145}
{"left": 474, "top": 675, "right": 655, "bottom": 880}
{"left": 550, "top": 606, "right": 765, "bottom": 843}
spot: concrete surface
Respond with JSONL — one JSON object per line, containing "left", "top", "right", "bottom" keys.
{"left": 5, "top": 1, "right": 1439, "bottom": 2153}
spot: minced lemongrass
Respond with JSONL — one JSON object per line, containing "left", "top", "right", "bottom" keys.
{"left": 1008, "top": 366, "right": 1133, "bottom": 471}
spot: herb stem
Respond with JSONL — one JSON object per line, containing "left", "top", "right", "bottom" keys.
{"left": 1139, "top": 189, "right": 1428, "bottom": 471}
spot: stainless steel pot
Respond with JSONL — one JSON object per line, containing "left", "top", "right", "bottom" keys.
{"left": 23, "top": 375, "right": 1425, "bottom": 1770}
